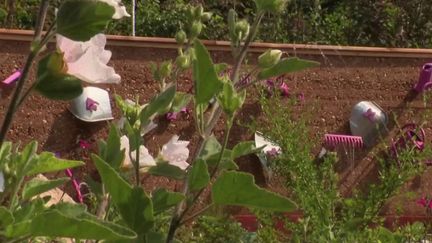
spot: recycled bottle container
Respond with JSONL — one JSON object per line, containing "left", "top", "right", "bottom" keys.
{"left": 349, "top": 101, "right": 388, "bottom": 147}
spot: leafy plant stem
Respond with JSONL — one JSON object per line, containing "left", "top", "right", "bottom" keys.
{"left": 0, "top": 50, "right": 37, "bottom": 145}
{"left": 0, "top": 1, "right": 54, "bottom": 145}
{"left": 166, "top": 16, "right": 262, "bottom": 242}
{"left": 180, "top": 203, "right": 214, "bottom": 225}
{"left": 34, "top": 0, "right": 50, "bottom": 41}
{"left": 134, "top": 142, "right": 140, "bottom": 186}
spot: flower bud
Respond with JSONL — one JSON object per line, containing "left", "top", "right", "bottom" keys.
{"left": 176, "top": 55, "right": 190, "bottom": 69}
{"left": 254, "top": 0, "right": 287, "bottom": 13}
{"left": 258, "top": 49, "right": 282, "bottom": 69}
{"left": 175, "top": 30, "right": 187, "bottom": 45}
{"left": 160, "top": 61, "right": 172, "bottom": 79}
{"left": 190, "top": 21, "right": 202, "bottom": 38}
{"left": 234, "top": 20, "right": 250, "bottom": 41}
{"left": 194, "top": 5, "right": 204, "bottom": 20}
{"left": 201, "top": 12, "right": 212, "bottom": 22}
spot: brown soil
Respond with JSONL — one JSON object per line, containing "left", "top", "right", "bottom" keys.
{"left": 1, "top": 39, "right": 431, "bottom": 217}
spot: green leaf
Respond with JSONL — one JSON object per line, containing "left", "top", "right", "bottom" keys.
{"left": 254, "top": 0, "right": 287, "bottom": 13}
{"left": 17, "top": 141, "right": 38, "bottom": 173}
{"left": 92, "top": 155, "right": 154, "bottom": 235}
{"left": 188, "top": 159, "right": 210, "bottom": 191}
{"left": 140, "top": 85, "right": 176, "bottom": 123}
{"left": 212, "top": 171, "right": 296, "bottom": 212}
{"left": 0, "top": 141, "right": 12, "bottom": 162}
{"left": 217, "top": 82, "right": 246, "bottom": 117}
{"left": 30, "top": 209, "right": 136, "bottom": 240}
{"left": 257, "top": 58, "right": 320, "bottom": 80}
{"left": 146, "top": 231, "right": 166, "bottom": 243}
{"left": 22, "top": 177, "right": 70, "bottom": 200}
{"left": 206, "top": 150, "right": 238, "bottom": 171}
{"left": 232, "top": 141, "right": 262, "bottom": 159}
{"left": 152, "top": 189, "right": 185, "bottom": 214}
{"left": 57, "top": 0, "right": 115, "bottom": 41}
{"left": 147, "top": 162, "right": 186, "bottom": 180}
{"left": 102, "top": 125, "right": 125, "bottom": 169}
{"left": 0, "top": 8, "right": 7, "bottom": 20}
{"left": 193, "top": 39, "right": 223, "bottom": 104}
{"left": 0, "top": 206, "right": 14, "bottom": 226}
{"left": 26, "top": 152, "right": 84, "bottom": 176}
{"left": 171, "top": 92, "right": 192, "bottom": 113}
{"left": 35, "top": 52, "right": 83, "bottom": 100}
{"left": 214, "top": 63, "right": 229, "bottom": 75}
{"left": 199, "top": 136, "right": 221, "bottom": 160}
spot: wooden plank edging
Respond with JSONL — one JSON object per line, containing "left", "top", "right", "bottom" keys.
{"left": 1, "top": 29, "right": 432, "bottom": 58}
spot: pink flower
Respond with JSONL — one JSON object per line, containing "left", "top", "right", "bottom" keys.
{"left": 363, "top": 108, "right": 376, "bottom": 123}
{"left": 98, "top": 0, "right": 130, "bottom": 19}
{"left": 266, "top": 148, "right": 280, "bottom": 158}
{"left": 417, "top": 196, "right": 432, "bottom": 209}
{"left": 166, "top": 112, "right": 178, "bottom": 121}
{"left": 85, "top": 97, "right": 99, "bottom": 111}
{"left": 266, "top": 79, "right": 275, "bottom": 87}
{"left": 298, "top": 92, "right": 305, "bottom": 103}
{"left": 280, "top": 82, "right": 289, "bottom": 97}
{"left": 78, "top": 139, "right": 91, "bottom": 150}
{"left": 56, "top": 34, "right": 121, "bottom": 84}
{"left": 120, "top": 135, "right": 189, "bottom": 170}
{"left": 166, "top": 107, "right": 190, "bottom": 122}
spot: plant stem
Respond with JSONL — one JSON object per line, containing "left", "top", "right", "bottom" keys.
{"left": 166, "top": 14, "right": 263, "bottom": 243}
{"left": 0, "top": 51, "right": 36, "bottom": 145}
{"left": 34, "top": 0, "right": 50, "bottom": 41}
{"left": 180, "top": 203, "right": 214, "bottom": 224}
{"left": 0, "top": 0, "right": 52, "bottom": 145}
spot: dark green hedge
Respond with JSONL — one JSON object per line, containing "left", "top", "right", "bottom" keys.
{"left": 1, "top": 0, "right": 432, "bottom": 48}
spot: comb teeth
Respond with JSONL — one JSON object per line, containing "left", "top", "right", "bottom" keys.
{"left": 324, "top": 134, "right": 364, "bottom": 148}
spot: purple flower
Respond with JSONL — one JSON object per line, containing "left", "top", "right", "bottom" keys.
{"left": 298, "top": 92, "right": 305, "bottom": 103}
{"left": 280, "top": 82, "right": 289, "bottom": 97}
{"left": 266, "top": 148, "right": 280, "bottom": 158}
{"left": 363, "top": 108, "right": 376, "bottom": 123}
{"left": 166, "top": 112, "right": 178, "bottom": 121}
{"left": 417, "top": 196, "right": 432, "bottom": 209}
{"left": 78, "top": 139, "right": 91, "bottom": 150}
{"left": 266, "top": 79, "right": 275, "bottom": 87}
{"left": 85, "top": 97, "right": 99, "bottom": 111}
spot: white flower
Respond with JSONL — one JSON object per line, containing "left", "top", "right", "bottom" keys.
{"left": 161, "top": 136, "right": 190, "bottom": 170}
{"left": 0, "top": 171, "right": 4, "bottom": 193}
{"left": 120, "top": 135, "right": 190, "bottom": 171}
{"left": 57, "top": 34, "right": 121, "bottom": 84}
{"left": 120, "top": 136, "right": 156, "bottom": 169}
{"left": 99, "top": 0, "right": 130, "bottom": 19}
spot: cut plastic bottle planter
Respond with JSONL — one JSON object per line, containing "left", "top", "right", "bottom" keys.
{"left": 254, "top": 132, "right": 281, "bottom": 179}
{"left": 350, "top": 101, "right": 388, "bottom": 147}
{"left": 69, "top": 87, "right": 113, "bottom": 122}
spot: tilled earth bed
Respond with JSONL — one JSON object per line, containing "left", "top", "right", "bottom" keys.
{"left": 0, "top": 39, "right": 431, "bottom": 217}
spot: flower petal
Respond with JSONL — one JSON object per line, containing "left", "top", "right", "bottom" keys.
{"left": 161, "top": 135, "right": 190, "bottom": 170}
{"left": 120, "top": 135, "right": 156, "bottom": 169}
{"left": 57, "top": 34, "right": 121, "bottom": 84}
{"left": 99, "top": 0, "right": 131, "bottom": 19}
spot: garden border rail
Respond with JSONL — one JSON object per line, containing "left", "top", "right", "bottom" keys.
{"left": 2, "top": 29, "right": 432, "bottom": 58}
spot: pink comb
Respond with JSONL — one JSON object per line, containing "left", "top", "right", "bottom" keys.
{"left": 324, "top": 134, "right": 364, "bottom": 149}
{"left": 2, "top": 70, "right": 21, "bottom": 85}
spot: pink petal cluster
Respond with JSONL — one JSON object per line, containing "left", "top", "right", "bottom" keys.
{"left": 85, "top": 97, "right": 99, "bottom": 111}
{"left": 78, "top": 139, "right": 92, "bottom": 150}
{"left": 166, "top": 107, "right": 190, "bottom": 122}
{"left": 363, "top": 108, "right": 376, "bottom": 122}
{"left": 280, "top": 82, "right": 289, "bottom": 97}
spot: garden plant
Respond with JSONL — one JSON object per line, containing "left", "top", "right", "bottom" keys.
{"left": 0, "top": 0, "right": 320, "bottom": 242}
{"left": 1, "top": 0, "right": 431, "bottom": 242}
